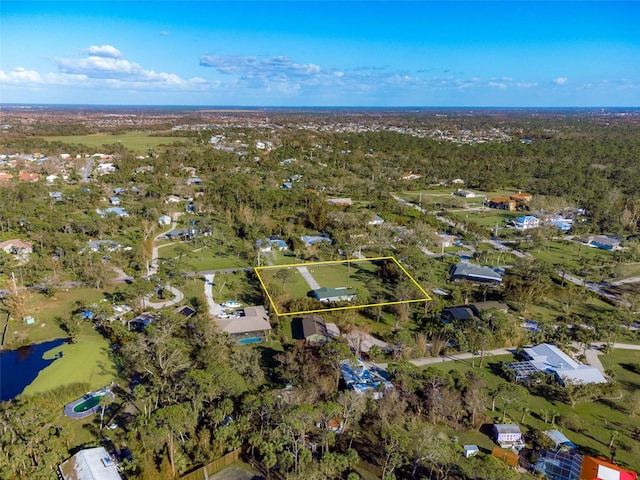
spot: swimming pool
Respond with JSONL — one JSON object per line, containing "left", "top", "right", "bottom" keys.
{"left": 72, "top": 394, "right": 107, "bottom": 413}
{"left": 238, "top": 337, "right": 262, "bottom": 345}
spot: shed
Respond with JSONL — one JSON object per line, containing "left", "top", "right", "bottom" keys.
{"left": 463, "top": 445, "right": 479, "bottom": 458}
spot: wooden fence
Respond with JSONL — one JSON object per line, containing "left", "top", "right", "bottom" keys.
{"left": 180, "top": 448, "right": 241, "bottom": 480}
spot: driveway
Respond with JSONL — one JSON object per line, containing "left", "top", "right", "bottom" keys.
{"left": 204, "top": 273, "right": 224, "bottom": 317}
{"left": 297, "top": 266, "right": 321, "bottom": 290}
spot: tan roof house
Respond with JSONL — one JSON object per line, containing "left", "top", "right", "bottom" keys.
{"left": 18, "top": 172, "right": 39, "bottom": 182}
{"left": 216, "top": 305, "right": 272, "bottom": 344}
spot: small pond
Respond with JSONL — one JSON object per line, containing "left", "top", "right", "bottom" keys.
{"left": 0, "top": 338, "right": 68, "bottom": 402}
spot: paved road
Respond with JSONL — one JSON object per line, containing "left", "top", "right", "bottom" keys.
{"left": 143, "top": 285, "right": 184, "bottom": 309}
{"left": 81, "top": 157, "right": 94, "bottom": 183}
{"left": 203, "top": 273, "right": 224, "bottom": 317}
{"left": 373, "top": 342, "right": 640, "bottom": 373}
{"left": 297, "top": 266, "right": 321, "bottom": 290}
{"left": 608, "top": 276, "right": 640, "bottom": 286}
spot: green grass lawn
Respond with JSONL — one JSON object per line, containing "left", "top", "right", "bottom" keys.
{"left": 42, "top": 132, "right": 186, "bottom": 152}
{"left": 22, "top": 322, "right": 117, "bottom": 395}
{"left": 425, "top": 351, "right": 640, "bottom": 472}
{"left": 2, "top": 287, "right": 108, "bottom": 349}
{"left": 448, "top": 210, "right": 519, "bottom": 229}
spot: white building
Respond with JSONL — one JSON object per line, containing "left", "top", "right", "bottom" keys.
{"left": 59, "top": 447, "right": 122, "bottom": 480}
{"left": 512, "top": 215, "right": 540, "bottom": 230}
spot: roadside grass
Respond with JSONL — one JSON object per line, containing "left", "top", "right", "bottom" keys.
{"left": 425, "top": 352, "right": 640, "bottom": 472}
{"left": 2, "top": 287, "right": 108, "bottom": 349}
{"left": 42, "top": 133, "right": 185, "bottom": 152}
{"left": 523, "top": 240, "right": 613, "bottom": 273}
{"left": 611, "top": 262, "right": 640, "bottom": 279}
{"left": 448, "top": 210, "right": 519, "bottom": 229}
{"left": 22, "top": 322, "right": 117, "bottom": 395}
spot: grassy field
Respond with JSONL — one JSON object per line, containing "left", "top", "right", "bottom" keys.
{"left": 448, "top": 210, "right": 519, "bottom": 229}
{"left": 257, "top": 258, "right": 429, "bottom": 315}
{"left": 2, "top": 287, "right": 108, "bottom": 349}
{"left": 158, "top": 244, "right": 251, "bottom": 271}
{"left": 22, "top": 322, "right": 117, "bottom": 395}
{"left": 43, "top": 132, "right": 186, "bottom": 152}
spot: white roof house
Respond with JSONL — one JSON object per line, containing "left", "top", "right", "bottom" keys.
{"left": 522, "top": 343, "right": 607, "bottom": 385}
{"left": 492, "top": 424, "right": 523, "bottom": 448}
{"left": 513, "top": 215, "right": 540, "bottom": 230}
{"left": 59, "top": 447, "right": 122, "bottom": 480}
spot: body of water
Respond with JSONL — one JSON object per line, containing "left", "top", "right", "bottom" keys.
{"left": 0, "top": 338, "right": 68, "bottom": 402}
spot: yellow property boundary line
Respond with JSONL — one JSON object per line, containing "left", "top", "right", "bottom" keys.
{"left": 254, "top": 256, "right": 431, "bottom": 316}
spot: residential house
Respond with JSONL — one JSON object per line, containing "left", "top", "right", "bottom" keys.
{"left": 59, "top": 447, "right": 123, "bottom": 480}
{"left": 128, "top": 312, "right": 156, "bottom": 331}
{"left": 401, "top": 172, "right": 422, "bottom": 180}
{"left": 312, "top": 287, "right": 356, "bottom": 303}
{"left": 580, "top": 455, "right": 637, "bottom": 480}
{"left": 301, "top": 235, "right": 332, "bottom": 248}
{"left": 492, "top": 424, "right": 523, "bottom": 448}
{"left": 507, "top": 343, "right": 607, "bottom": 385}
{"left": 0, "top": 239, "right": 33, "bottom": 256}
{"left": 449, "top": 263, "right": 503, "bottom": 284}
{"left": 368, "top": 214, "right": 385, "bottom": 226}
{"left": 216, "top": 305, "right": 272, "bottom": 344}
{"left": 451, "top": 178, "right": 466, "bottom": 185}
{"left": 46, "top": 174, "right": 60, "bottom": 183}
{"left": 96, "top": 207, "right": 128, "bottom": 217}
{"left": 18, "top": 172, "right": 39, "bottom": 182}
{"left": 165, "top": 195, "right": 183, "bottom": 204}
{"left": 86, "top": 239, "right": 121, "bottom": 253}
{"left": 49, "top": 191, "right": 64, "bottom": 202}
{"left": 0, "top": 172, "right": 13, "bottom": 182}
{"left": 340, "top": 358, "right": 393, "bottom": 399}
{"left": 510, "top": 192, "right": 532, "bottom": 205}
{"left": 345, "top": 330, "right": 389, "bottom": 356}
{"left": 454, "top": 189, "right": 476, "bottom": 198}
{"left": 327, "top": 198, "right": 353, "bottom": 206}
{"left": 175, "top": 305, "right": 196, "bottom": 318}
{"left": 158, "top": 215, "right": 172, "bottom": 226}
{"left": 436, "top": 233, "right": 460, "bottom": 248}
{"left": 96, "top": 163, "right": 116, "bottom": 174}
{"left": 441, "top": 301, "right": 509, "bottom": 323}
{"left": 257, "top": 237, "right": 289, "bottom": 252}
{"left": 587, "top": 234, "right": 623, "bottom": 251}
{"left": 109, "top": 196, "right": 121, "bottom": 206}
{"left": 488, "top": 196, "right": 516, "bottom": 211}
{"left": 512, "top": 215, "right": 540, "bottom": 230}
{"left": 186, "top": 177, "right": 203, "bottom": 185}
{"left": 301, "top": 315, "right": 329, "bottom": 343}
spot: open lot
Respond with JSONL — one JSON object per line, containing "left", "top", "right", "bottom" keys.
{"left": 256, "top": 257, "right": 430, "bottom": 316}
{"left": 42, "top": 132, "right": 187, "bottom": 152}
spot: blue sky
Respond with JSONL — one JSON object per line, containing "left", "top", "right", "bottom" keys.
{"left": 1, "top": 1, "right": 639, "bottom": 106}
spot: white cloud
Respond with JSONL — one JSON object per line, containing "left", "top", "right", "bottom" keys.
{"left": 160, "top": 31, "right": 169, "bottom": 36}
{"left": 553, "top": 77, "right": 568, "bottom": 85}
{"left": 0, "top": 67, "right": 42, "bottom": 83}
{"left": 517, "top": 82, "right": 538, "bottom": 88}
{"left": 85, "top": 45, "right": 121, "bottom": 58}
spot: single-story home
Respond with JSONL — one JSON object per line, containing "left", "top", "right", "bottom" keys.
{"left": 340, "top": 358, "right": 393, "bottom": 399}
{"left": 49, "top": 191, "right": 64, "bottom": 201}
{"left": 257, "top": 238, "right": 288, "bottom": 252}
{"left": 128, "top": 312, "right": 156, "bottom": 331}
{"left": 345, "top": 330, "right": 389, "bottom": 355}
{"left": 96, "top": 207, "right": 128, "bottom": 217}
{"left": 440, "top": 305, "right": 478, "bottom": 323}
{"left": 454, "top": 189, "right": 476, "bottom": 198}
{"left": 327, "top": 198, "right": 353, "bottom": 206}
{"left": 86, "top": 239, "right": 121, "bottom": 253}
{"left": 301, "top": 315, "right": 329, "bottom": 343}
{"left": 59, "top": 447, "right": 122, "bottom": 480}
{"left": 301, "top": 235, "right": 332, "bottom": 248}
{"left": 0, "top": 239, "right": 33, "bottom": 255}
{"left": 216, "top": 305, "right": 272, "bottom": 344}
{"left": 492, "top": 424, "right": 523, "bottom": 448}
{"left": 401, "top": 172, "right": 422, "bottom": 180}
{"left": 507, "top": 343, "right": 607, "bottom": 386}
{"left": 158, "top": 215, "right": 172, "bottom": 226}
{"left": 368, "top": 214, "right": 385, "bottom": 226}
{"left": 436, "top": 233, "right": 460, "bottom": 248}
{"left": 449, "top": 263, "right": 503, "bottom": 284}
{"left": 312, "top": 287, "right": 356, "bottom": 303}
{"left": 18, "top": 172, "right": 39, "bottom": 182}
{"left": 587, "top": 234, "right": 623, "bottom": 251}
